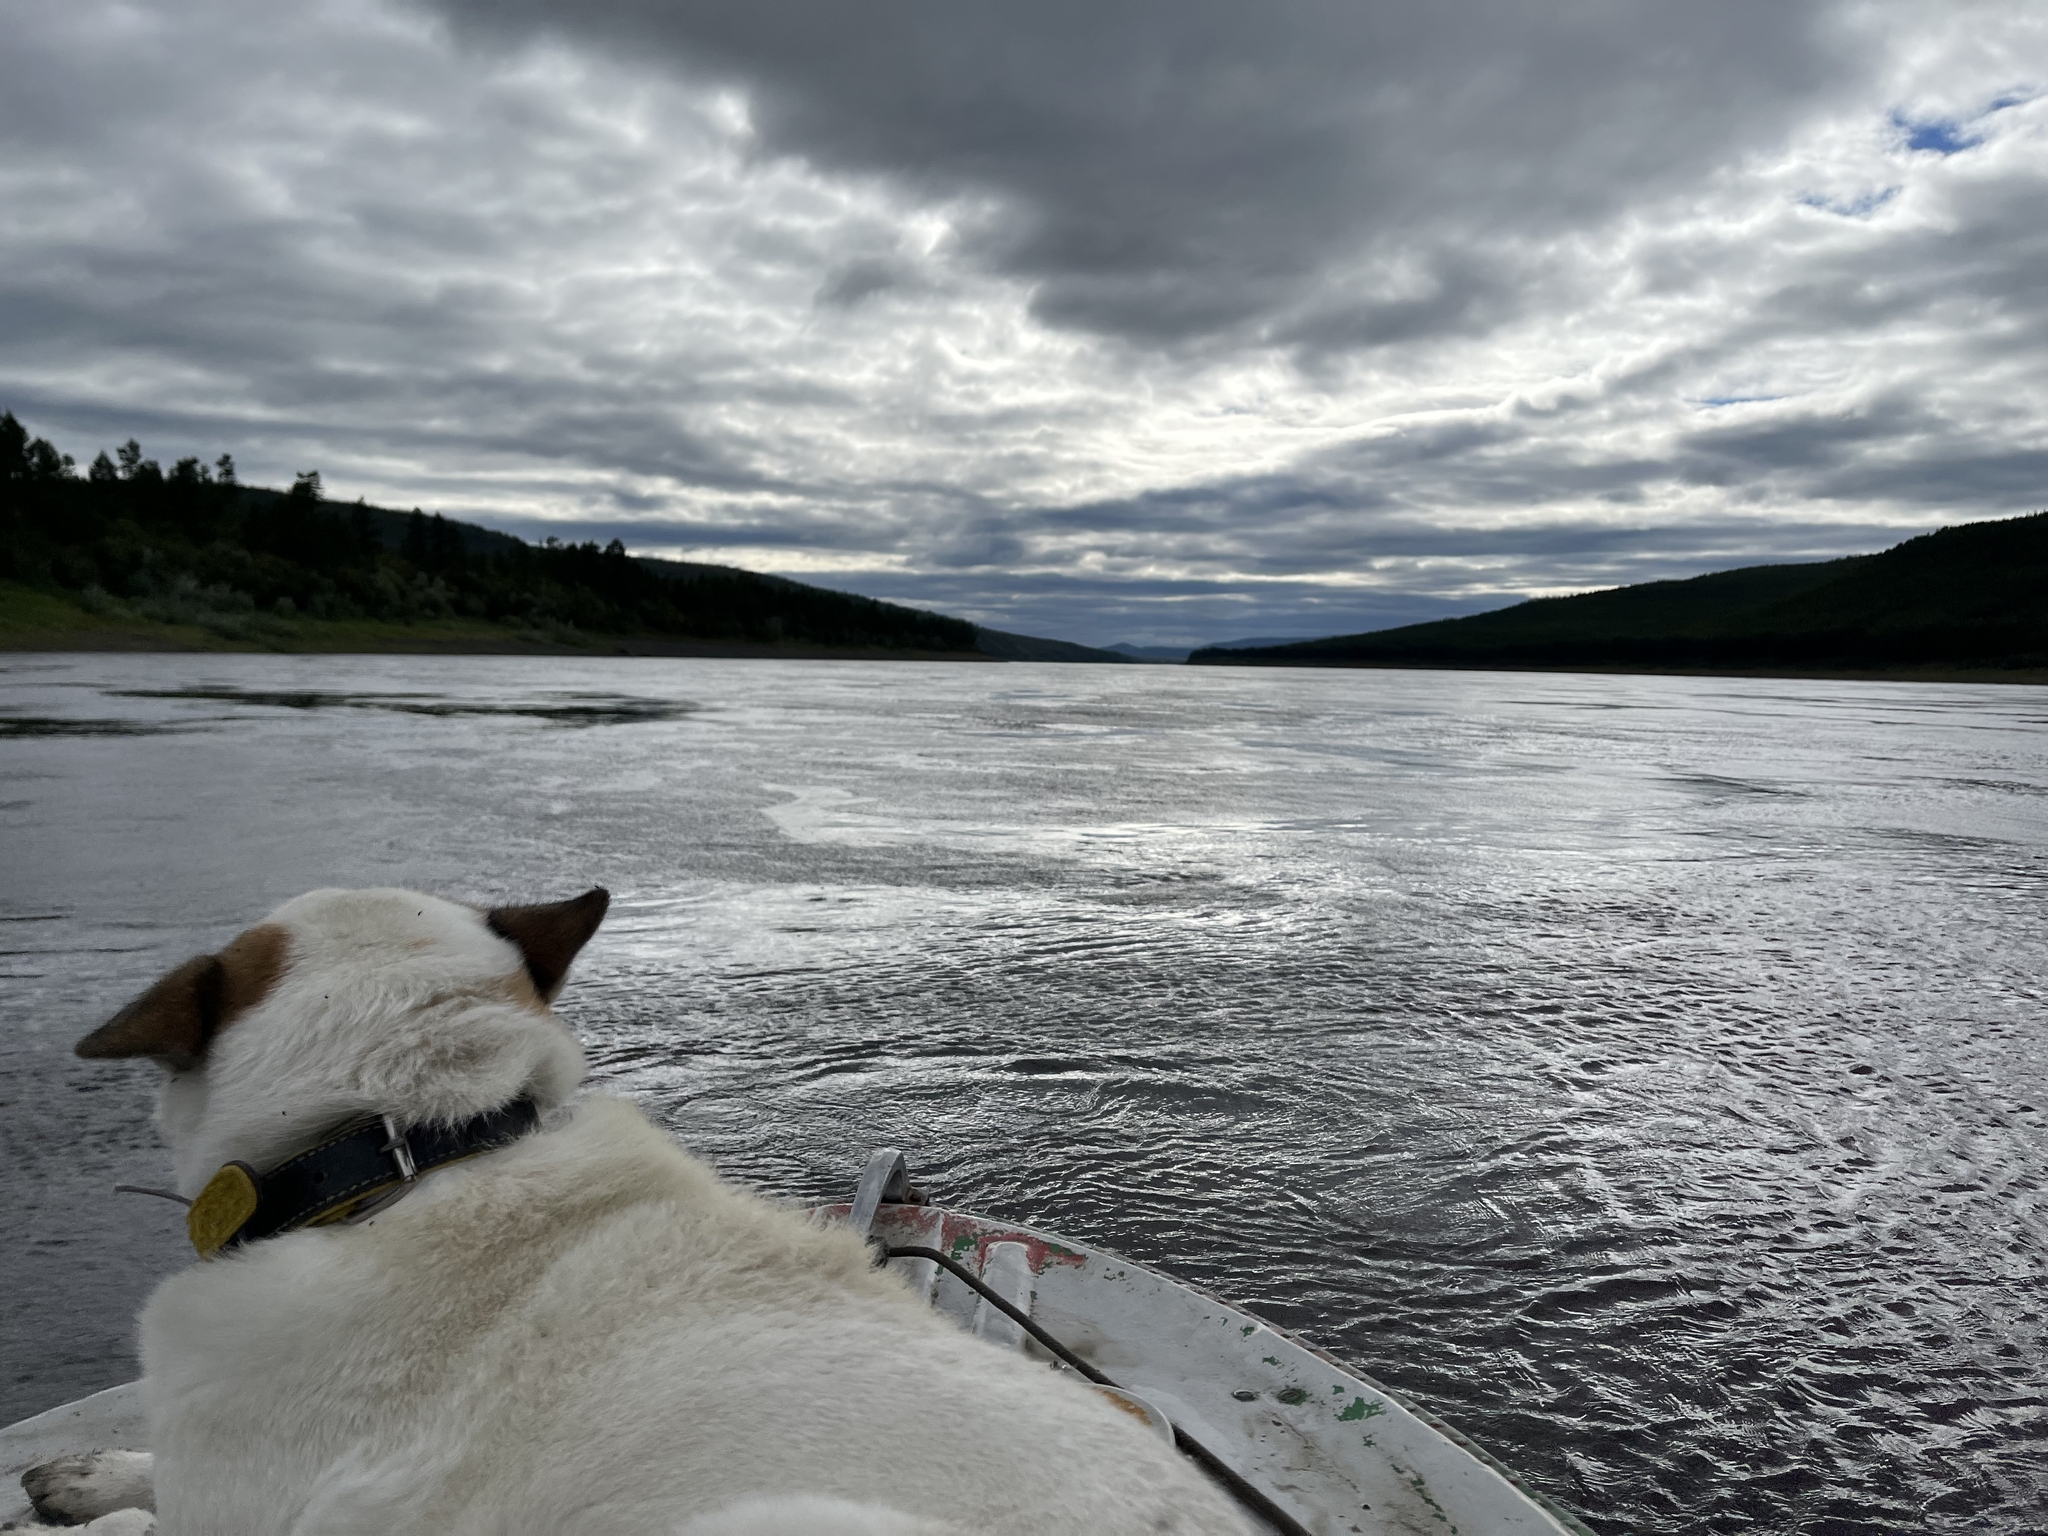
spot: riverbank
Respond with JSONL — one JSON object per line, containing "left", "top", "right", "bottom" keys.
{"left": 11, "top": 582, "right": 2039, "bottom": 680}
{"left": 0, "top": 581, "right": 997, "bottom": 662}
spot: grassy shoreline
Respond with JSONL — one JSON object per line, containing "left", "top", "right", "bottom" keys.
{"left": 0, "top": 581, "right": 996, "bottom": 662}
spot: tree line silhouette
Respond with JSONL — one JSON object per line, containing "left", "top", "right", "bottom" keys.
{"left": 1, "top": 413, "right": 976, "bottom": 651}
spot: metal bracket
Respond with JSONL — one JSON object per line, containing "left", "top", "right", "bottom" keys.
{"left": 380, "top": 1114, "right": 418, "bottom": 1182}
{"left": 846, "top": 1147, "right": 909, "bottom": 1240}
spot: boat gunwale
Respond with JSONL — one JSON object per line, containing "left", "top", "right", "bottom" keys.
{"left": 830, "top": 1199, "right": 1602, "bottom": 1536}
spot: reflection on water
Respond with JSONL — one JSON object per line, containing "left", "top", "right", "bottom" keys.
{"left": 0, "top": 716, "right": 176, "bottom": 737}
{"left": 3, "top": 653, "right": 2044, "bottom": 1534}
{"left": 111, "top": 686, "right": 697, "bottom": 725}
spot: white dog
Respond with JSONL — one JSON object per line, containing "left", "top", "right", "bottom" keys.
{"left": 48, "top": 887, "right": 1250, "bottom": 1536}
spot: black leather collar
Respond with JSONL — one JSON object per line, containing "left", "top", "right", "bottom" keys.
{"left": 189, "top": 1099, "right": 541, "bottom": 1256}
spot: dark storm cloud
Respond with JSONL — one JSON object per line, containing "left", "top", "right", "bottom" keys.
{"left": 426, "top": 0, "right": 1848, "bottom": 348}
{"left": 1815, "top": 446, "right": 2048, "bottom": 506}
{"left": 814, "top": 258, "right": 911, "bottom": 310}
{"left": 1677, "top": 395, "right": 1931, "bottom": 477}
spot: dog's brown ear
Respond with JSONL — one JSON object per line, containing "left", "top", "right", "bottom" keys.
{"left": 488, "top": 887, "right": 609, "bottom": 1000}
{"left": 77, "top": 954, "right": 224, "bottom": 1070}
{"left": 75, "top": 925, "right": 291, "bottom": 1070}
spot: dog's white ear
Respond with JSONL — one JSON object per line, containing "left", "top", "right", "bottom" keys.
{"left": 77, "top": 925, "right": 291, "bottom": 1070}
{"left": 487, "top": 887, "right": 609, "bottom": 1000}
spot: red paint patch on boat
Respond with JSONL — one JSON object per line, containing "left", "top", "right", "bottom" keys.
{"left": 935, "top": 1212, "right": 1088, "bottom": 1274}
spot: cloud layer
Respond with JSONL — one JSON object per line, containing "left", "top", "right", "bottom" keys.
{"left": 3, "top": 0, "right": 2043, "bottom": 644}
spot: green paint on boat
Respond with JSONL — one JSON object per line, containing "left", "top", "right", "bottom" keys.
{"left": 1241, "top": 1324, "right": 1257, "bottom": 1336}
{"left": 1338, "top": 1396, "right": 1386, "bottom": 1423}
{"left": 1262, "top": 1355, "right": 1281, "bottom": 1366}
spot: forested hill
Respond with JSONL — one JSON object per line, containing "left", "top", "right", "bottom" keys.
{"left": 1190, "top": 512, "right": 2048, "bottom": 676}
{"left": 0, "top": 414, "right": 979, "bottom": 654}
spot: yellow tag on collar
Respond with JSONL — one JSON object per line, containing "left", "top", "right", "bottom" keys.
{"left": 188, "top": 1161, "right": 260, "bottom": 1257}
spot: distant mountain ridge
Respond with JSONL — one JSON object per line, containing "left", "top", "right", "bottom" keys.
{"left": 1105, "top": 637, "right": 1325, "bottom": 662}
{"left": 1191, "top": 512, "right": 2048, "bottom": 676}
{"left": 1106, "top": 642, "right": 1188, "bottom": 662}
{"left": 977, "top": 628, "right": 1131, "bottom": 662}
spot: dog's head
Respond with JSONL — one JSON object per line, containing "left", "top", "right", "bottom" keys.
{"left": 76, "top": 886, "right": 607, "bottom": 1194}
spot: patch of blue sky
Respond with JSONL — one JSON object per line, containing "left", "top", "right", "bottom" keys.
{"left": 1890, "top": 88, "right": 2039, "bottom": 157}
{"left": 1694, "top": 395, "right": 1785, "bottom": 408}
{"left": 1891, "top": 110, "right": 1981, "bottom": 155}
{"left": 1798, "top": 186, "right": 1898, "bottom": 218}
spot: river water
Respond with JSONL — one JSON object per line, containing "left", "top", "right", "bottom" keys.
{"left": 2, "top": 653, "right": 2043, "bottom": 1533}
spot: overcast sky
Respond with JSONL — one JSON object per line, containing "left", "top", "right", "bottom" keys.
{"left": 4, "top": 1, "right": 2043, "bottom": 645}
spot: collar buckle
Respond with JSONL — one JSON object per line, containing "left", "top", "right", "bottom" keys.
{"left": 379, "top": 1114, "right": 418, "bottom": 1182}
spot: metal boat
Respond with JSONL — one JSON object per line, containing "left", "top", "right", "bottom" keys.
{"left": 826, "top": 1151, "right": 1591, "bottom": 1536}
{"left": 3, "top": 1150, "right": 1592, "bottom": 1536}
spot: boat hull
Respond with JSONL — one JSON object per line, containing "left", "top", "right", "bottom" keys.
{"left": 842, "top": 1201, "right": 1591, "bottom": 1536}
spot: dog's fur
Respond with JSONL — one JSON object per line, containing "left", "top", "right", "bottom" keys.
{"left": 70, "top": 888, "right": 1249, "bottom": 1536}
